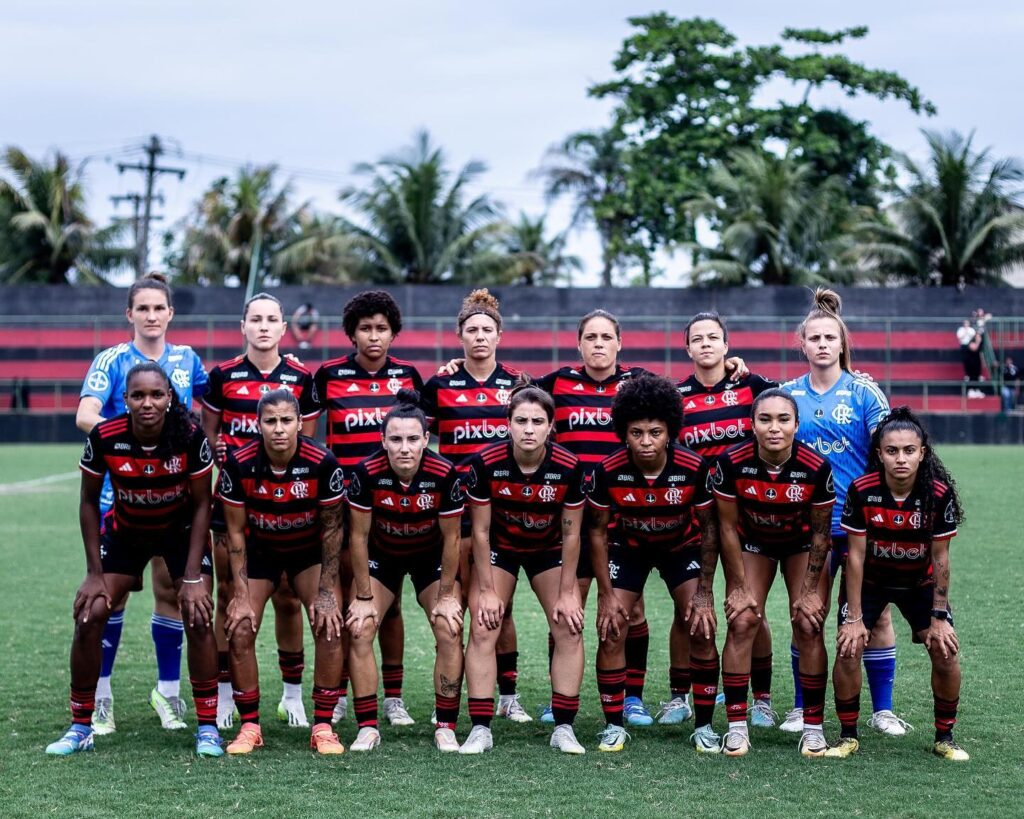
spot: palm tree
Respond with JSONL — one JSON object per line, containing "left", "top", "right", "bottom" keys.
{"left": 0, "top": 147, "right": 132, "bottom": 283}
{"left": 497, "top": 212, "right": 582, "bottom": 286}
{"left": 536, "top": 129, "right": 633, "bottom": 287}
{"left": 338, "top": 130, "right": 507, "bottom": 284}
{"left": 684, "top": 148, "right": 853, "bottom": 286}
{"left": 272, "top": 210, "right": 364, "bottom": 284}
{"left": 852, "top": 130, "right": 1024, "bottom": 285}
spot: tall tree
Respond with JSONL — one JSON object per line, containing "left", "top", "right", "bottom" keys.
{"left": 495, "top": 212, "right": 583, "bottom": 286}
{"left": 0, "top": 147, "right": 131, "bottom": 283}
{"left": 339, "top": 130, "right": 507, "bottom": 284}
{"left": 852, "top": 130, "right": 1024, "bottom": 286}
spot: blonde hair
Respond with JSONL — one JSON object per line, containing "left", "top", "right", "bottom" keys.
{"left": 457, "top": 288, "right": 502, "bottom": 333}
{"left": 798, "top": 287, "right": 852, "bottom": 371}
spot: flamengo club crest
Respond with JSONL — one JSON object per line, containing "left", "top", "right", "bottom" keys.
{"left": 416, "top": 493, "right": 433, "bottom": 510}
{"left": 290, "top": 481, "right": 309, "bottom": 498}
{"left": 785, "top": 484, "right": 804, "bottom": 502}
{"left": 164, "top": 456, "right": 183, "bottom": 474}
{"left": 496, "top": 388, "right": 510, "bottom": 405}
{"left": 665, "top": 488, "right": 682, "bottom": 504}
{"left": 538, "top": 485, "right": 557, "bottom": 502}
{"left": 721, "top": 390, "right": 738, "bottom": 406}
{"left": 387, "top": 378, "right": 402, "bottom": 394}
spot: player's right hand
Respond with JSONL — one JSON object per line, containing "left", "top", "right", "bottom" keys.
{"left": 345, "top": 598, "right": 380, "bottom": 639}
{"left": 724, "top": 586, "right": 760, "bottom": 624}
{"left": 475, "top": 589, "right": 505, "bottom": 631}
{"left": 437, "top": 358, "right": 464, "bottom": 376}
{"left": 836, "top": 621, "right": 869, "bottom": 657}
{"left": 310, "top": 587, "right": 344, "bottom": 641}
{"left": 596, "top": 591, "right": 629, "bottom": 642}
{"left": 225, "top": 597, "right": 257, "bottom": 638}
{"left": 73, "top": 573, "right": 112, "bottom": 623}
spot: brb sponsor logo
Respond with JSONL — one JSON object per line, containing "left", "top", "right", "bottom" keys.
{"left": 452, "top": 419, "right": 508, "bottom": 443}
{"left": 343, "top": 407, "right": 386, "bottom": 431}
{"left": 683, "top": 421, "right": 746, "bottom": 448}
{"left": 568, "top": 408, "right": 611, "bottom": 429}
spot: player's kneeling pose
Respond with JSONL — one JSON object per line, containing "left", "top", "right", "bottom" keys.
{"left": 827, "top": 407, "right": 968, "bottom": 761}
{"left": 219, "top": 389, "right": 346, "bottom": 755}
{"left": 47, "top": 363, "right": 222, "bottom": 757}
{"left": 588, "top": 374, "right": 722, "bottom": 754}
{"left": 345, "top": 390, "right": 465, "bottom": 753}
{"left": 715, "top": 389, "right": 835, "bottom": 758}
{"left": 461, "top": 385, "right": 587, "bottom": 755}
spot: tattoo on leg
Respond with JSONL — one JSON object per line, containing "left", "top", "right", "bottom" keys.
{"left": 439, "top": 674, "right": 462, "bottom": 697}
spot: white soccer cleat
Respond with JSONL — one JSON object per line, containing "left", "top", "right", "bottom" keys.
{"left": 92, "top": 698, "right": 116, "bottom": 735}
{"left": 350, "top": 726, "right": 382, "bottom": 752}
{"left": 750, "top": 699, "right": 778, "bottom": 728}
{"left": 656, "top": 695, "right": 692, "bottom": 725}
{"left": 458, "top": 725, "right": 494, "bottom": 755}
{"left": 332, "top": 695, "right": 347, "bottom": 724}
{"left": 779, "top": 707, "right": 804, "bottom": 733}
{"left": 278, "top": 695, "right": 310, "bottom": 728}
{"left": 497, "top": 694, "right": 532, "bottom": 723}
{"left": 799, "top": 729, "right": 828, "bottom": 758}
{"left": 690, "top": 724, "right": 722, "bottom": 754}
{"left": 721, "top": 727, "right": 751, "bottom": 757}
{"left": 150, "top": 689, "right": 188, "bottom": 730}
{"left": 383, "top": 697, "right": 415, "bottom": 726}
{"left": 434, "top": 727, "right": 460, "bottom": 753}
{"left": 869, "top": 710, "right": 912, "bottom": 737}
{"left": 550, "top": 724, "right": 586, "bottom": 755}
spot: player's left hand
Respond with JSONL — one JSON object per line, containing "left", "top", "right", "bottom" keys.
{"left": 178, "top": 579, "right": 213, "bottom": 629}
{"left": 685, "top": 587, "right": 717, "bottom": 640}
{"left": 310, "top": 587, "right": 344, "bottom": 640}
{"left": 724, "top": 356, "right": 749, "bottom": 379}
{"left": 924, "top": 619, "right": 959, "bottom": 658}
{"left": 552, "top": 588, "right": 585, "bottom": 635}
{"left": 791, "top": 591, "right": 825, "bottom": 631}
{"left": 432, "top": 594, "right": 463, "bottom": 637}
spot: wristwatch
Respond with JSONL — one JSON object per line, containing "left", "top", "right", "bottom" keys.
{"left": 930, "top": 608, "right": 950, "bottom": 621}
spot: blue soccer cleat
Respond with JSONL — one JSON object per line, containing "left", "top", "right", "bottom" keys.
{"left": 195, "top": 726, "right": 225, "bottom": 757}
{"left": 623, "top": 696, "right": 654, "bottom": 726}
{"left": 539, "top": 703, "right": 555, "bottom": 724}
{"left": 46, "top": 725, "right": 95, "bottom": 756}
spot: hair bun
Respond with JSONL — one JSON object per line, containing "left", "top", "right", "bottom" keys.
{"left": 142, "top": 271, "right": 169, "bottom": 284}
{"left": 813, "top": 287, "right": 842, "bottom": 316}
{"left": 395, "top": 387, "right": 421, "bottom": 406}
{"left": 463, "top": 288, "right": 500, "bottom": 311}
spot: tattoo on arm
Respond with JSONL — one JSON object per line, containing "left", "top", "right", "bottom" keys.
{"left": 805, "top": 506, "right": 833, "bottom": 586}
{"left": 439, "top": 674, "right": 462, "bottom": 697}
{"left": 695, "top": 506, "right": 719, "bottom": 590}
{"left": 319, "top": 503, "right": 344, "bottom": 588}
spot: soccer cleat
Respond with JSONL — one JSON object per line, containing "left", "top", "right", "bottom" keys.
{"left": 715, "top": 692, "right": 725, "bottom": 705}
{"left": 45, "top": 726, "right": 94, "bottom": 756}
{"left": 690, "top": 724, "right": 722, "bottom": 754}
{"left": 383, "top": 697, "right": 415, "bottom": 726}
{"left": 430, "top": 709, "right": 438, "bottom": 726}
{"left": 278, "top": 696, "right": 310, "bottom": 728}
{"left": 799, "top": 730, "right": 828, "bottom": 758}
{"left": 824, "top": 737, "right": 860, "bottom": 759}
{"left": 226, "top": 722, "right": 263, "bottom": 755}
{"left": 309, "top": 723, "right": 345, "bottom": 755}
{"left": 550, "top": 724, "right": 586, "bottom": 755}
{"left": 332, "top": 696, "right": 347, "bottom": 724}
{"left": 150, "top": 688, "right": 188, "bottom": 730}
{"left": 750, "top": 699, "right": 778, "bottom": 728}
{"left": 869, "top": 710, "right": 912, "bottom": 737}
{"left": 92, "top": 698, "right": 116, "bottom": 735}
{"left": 434, "top": 727, "right": 460, "bottom": 753}
{"left": 458, "top": 725, "right": 494, "bottom": 755}
{"left": 623, "top": 696, "right": 654, "bottom": 726}
{"left": 779, "top": 707, "right": 804, "bottom": 733}
{"left": 195, "top": 726, "right": 225, "bottom": 758}
{"left": 497, "top": 694, "right": 533, "bottom": 723}
{"left": 350, "top": 726, "right": 382, "bottom": 752}
{"left": 597, "top": 724, "right": 630, "bottom": 752}
{"left": 933, "top": 739, "right": 970, "bottom": 761}
{"left": 656, "top": 695, "right": 692, "bottom": 725}
{"left": 539, "top": 704, "right": 555, "bottom": 724}
{"left": 216, "top": 696, "right": 237, "bottom": 731}
{"left": 722, "top": 727, "right": 751, "bottom": 757}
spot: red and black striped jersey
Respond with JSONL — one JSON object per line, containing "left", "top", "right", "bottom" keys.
{"left": 677, "top": 372, "right": 776, "bottom": 456}
{"left": 80, "top": 413, "right": 214, "bottom": 532}
{"left": 202, "top": 355, "right": 319, "bottom": 452}
{"left": 346, "top": 448, "right": 463, "bottom": 557}
{"left": 313, "top": 354, "right": 423, "bottom": 467}
{"left": 713, "top": 439, "right": 835, "bottom": 548}
{"left": 841, "top": 471, "right": 958, "bottom": 587}
{"left": 217, "top": 436, "right": 344, "bottom": 553}
{"left": 587, "top": 443, "right": 712, "bottom": 551}
{"left": 465, "top": 441, "right": 586, "bottom": 553}
{"left": 419, "top": 362, "right": 520, "bottom": 468}
{"left": 535, "top": 364, "right": 653, "bottom": 469}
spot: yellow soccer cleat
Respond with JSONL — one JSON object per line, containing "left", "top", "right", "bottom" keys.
{"left": 933, "top": 739, "right": 969, "bottom": 761}
{"left": 824, "top": 737, "right": 860, "bottom": 758}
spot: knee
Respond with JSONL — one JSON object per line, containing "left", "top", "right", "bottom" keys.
{"left": 729, "top": 611, "right": 761, "bottom": 642}
{"left": 928, "top": 646, "right": 960, "bottom": 674}
{"left": 350, "top": 624, "right": 379, "bottom": 651}
{"left": 273, "top": 593, "right": 301, "bottom": 617}
{"left": 551, "top": 621, "right": 582, "bottom": 651}
{"left": 469, "top": 623, "right": 499, "bottom": 651}
{"left": 792, "top": 618, "right": 819, "bottom": 646}
{"left": 229, "top": 627, "right": 256, "bottom": 655}
{"left": 432, "top": 622, "right": 462, "bottom": 648}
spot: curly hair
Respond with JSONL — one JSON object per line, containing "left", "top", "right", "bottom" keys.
{"left": 124, "top": 362, "right": 198, "bottom": 457}
{"left": 798, "top": 287, "right": 853, "bottom": 371}
{"left": 383, "top": 388, "right": 428, "bottom": 434}
{"left": 343, "top": 290, "right": 403, "bottom": 339}
{"left": 457, "top": 288, "right": 502, "bottom": 333}
{"left": 611, "top": 374, "right": 684, "bottom": 442}
{"left": 867, "top": 406, "right": 964, "bottom": 536}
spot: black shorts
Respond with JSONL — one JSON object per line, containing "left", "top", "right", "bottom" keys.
{"left": 368, "top": 547, "right": 454, "bottom": 597}
{"left": 490, "top": 546, "right": 563, "bottom": 581}
{"left": 607, "top": 543, "right": 701, "bottom": 595}
{"left": 210, "top": 497, "right": 227, "bottom": 536}
{"left": 100, "top": 526, "right": 213, "bottom": 582}
{"left": 576, "top": 511, "right": 594, "bottom": 580}
{"left": 838, "top": 578, "right": 953, "bottom": 640}
{"left": 460, "top": 512, "right": 472, "bottom": 540}
{"left": 829, "top": 534, "right": 849, "bottom": 577}
{"left": 742, "top": 540, "right": 809, "bottom": 562}
{"left": 246, "top": 544, "right": 320, "bottom": 587}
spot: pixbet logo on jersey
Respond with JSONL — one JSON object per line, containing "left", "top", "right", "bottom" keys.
{"left": 117, "top": 485, "right": 186, "bottom": 505}
{"left": 228, "top": 416, "right": 260, "bottom": 437}
{"left": 872, "top": 542, "right": 926, "bottom": 560}
{"left": 683, "top": 421, "right": 746, "bottom": 448}
{"left": 452, "top": 419, "right": 508, "bottom": 443}
{"left": 343, "top": 407, "right": 386, "bottom": 431}
{"left": 505, "top": 511, "right": 554, "bottom": 530}
{"left": 248, "top": 510, "right": 316, "bottom": 531}
{"left": 568, "top": 408, "right": 611, "bottom": 429}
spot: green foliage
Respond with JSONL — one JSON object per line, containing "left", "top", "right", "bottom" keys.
{"left": 494, "top": 211, "right": 583, "bottom": 286}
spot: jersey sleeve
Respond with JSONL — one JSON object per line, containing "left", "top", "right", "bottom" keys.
{"left": 439, "top": 465, "right": 465, "bottom": 517}
{"left": 298, "top": 371, "right": 321, "bottom": 421}
{"left": 419, "top": 377, "right": 440, "bottom": 432}
{"left": 691, "top": 456, "right": 713, "bottom": 508}
{"left": 464, "top": 454, "right": 490, "bottom": 505}
{"left": 345, "top": 463, "right": 372, "bottom": 512}
{"left": 79, "top": 426, "right": 106, "bottom": 476}
{"left": 217, "top": 455, "right": 246, "bottom": 506}
{"left": 410, "top": 365, "right": 425, "bottom": 393}
{"left": 80, "top": 347, "right": 120, "bottom": 403}
{"left": 932, "top": 483, "right": 958, "bottom": 540}
{"left": 840, "top": 484, "right": 866, "bottom": 534}
{"left": 563, "top": 461, "right": 586, "bottom": 508}
{"left": 534, "top": 371, "right": 557, "bottom": 394}
{"left": 749, "top": 373, "right": 778, "bottom": 394}
{"left": 201, "top": 366, "right": 224, "bottom": 413}
{"left": 812, "top": 463, "right": 837, "bottom": 507}
{"left": 711, "top": 454, "right": 736, "bottom": 501}
{"left": 188, "top": 426, "right": 215, "bottom": 478}
{"left": 586, "top": 463, "right": 611, "bottom": 509}
{"left": 191, "top": 352, "right": 209, "bottom": 400}
{"left": 859, "top": 379, "right": 891, "bottom": 434}
{"left": 318, "top": 452, "right": 345, "bottom": 506}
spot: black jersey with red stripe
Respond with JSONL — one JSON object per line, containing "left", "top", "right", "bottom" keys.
{"left": 713, "top": 439, "right": 835, "bottom": 548}
{"left": 535, "top": 364, "right": 652, "bottom": 469}
{"left": 346, "top": 448, "right": 463, "bottom": 557}
{"left": 587, "top": 443, "right": 712, "bottom": 551}
{"left": 217, "top": 436, "right": 344, "bottom": 553}
{"left": 313, "top": 354, "right": 423, "bottom": 467}
{"left": 677, "top": 372, "right": 776, "bottom": 456}
{"left": 203, "top": 355, "right": 319, "bottom": 452}
{"left": 841, "top": 471, "right": 958, "bottom": 587}
{"left": 465, "top": 441, "right": 586, "bottom": 553}
{"left": 419, "top": 362, "right": 519, "bottom": 468}
{"left": 80, "top": 413, "right": 214, "bottom": 532}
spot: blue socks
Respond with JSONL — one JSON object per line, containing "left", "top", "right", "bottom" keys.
{"left": 863, "top": 646, "right": 896, "bottom": 712}
{"left": 151, "top": 614, "right": 185, "bottom": 689}
{"left": 790, "top": 645, "right": 803, "bottom": 709}
{"left": 99, "top": 610, "right": 125, "bottom": 678}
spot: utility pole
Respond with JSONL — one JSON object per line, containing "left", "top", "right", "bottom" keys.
{"left": 110, "top": 192, "right": 163, "bottom": 249}
{"left": 117, "top": 136, "right": 185, "bottom": 278}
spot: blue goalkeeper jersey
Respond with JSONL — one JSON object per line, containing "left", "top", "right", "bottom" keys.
{"left": 80, "top": 341, "right": 208, "bottom": 513}
{"left": 781, "top": 371, "right": 889, "bottom": 535}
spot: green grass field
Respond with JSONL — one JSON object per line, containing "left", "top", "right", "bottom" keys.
{"left": 1, "top": 444, "right": 1021, "bottom": 818}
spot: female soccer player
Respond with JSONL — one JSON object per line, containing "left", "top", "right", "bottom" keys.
{"left": 460, "top": 385, "right": 587, "bottom": 755}
{"left": 218, "top": 389, "right": 346, "bottom": 755}
{"left": 827, "top": 408, "right": 968, "bottom": 761}
{"left": 48, "top": 363, "right": 222, "bottom": 756}
{"left": 314, "top": 290, "right": 422, "bottom": 727}
{"left": 714, "top": 389, "right": 835, "bottom": 758}
{"left": 345, "top": 391, "right": 465, "bottom": 753}
{"left": 76, "top": 272, "right": 208, "bottom": 735}
{"left": 202, "top": 292, "right": 320, "bottom": 730}
{"left": 420, "top": 290, "right": 529, "bottom": 722}
{"left": 779, "top": 289, "right": 900, "bottom": 737}
{"left": 588, "top": 374, "right": 721, "bottom": 753}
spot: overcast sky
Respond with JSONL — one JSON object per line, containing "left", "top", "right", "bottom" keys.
{"left": 4, "top": 1, "right": 1022, "bottom": 286}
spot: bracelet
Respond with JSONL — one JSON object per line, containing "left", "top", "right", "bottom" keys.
{"left": 181, "top": 577, "right": 204, "bottom": 585}
{"left": 843, "top": 614, "right": 863, "bottom": 624}
{"left": 356, "top": 594, "right": 373, "bottom": 601}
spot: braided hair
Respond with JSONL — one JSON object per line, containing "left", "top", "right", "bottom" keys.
{"left": 124, "top": 362, "right": 198, "bottom": 457}
{"left": 867, "top": 406, "right": 965, "bottom": 537}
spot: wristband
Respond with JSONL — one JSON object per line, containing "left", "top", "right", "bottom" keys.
{"left": 181, "top": 577, "right": 204, "bottom": 585}
{"left": 930, "top": 608, "right": 950, "bottom": 621}
{"left": 842, "top": 614, "right": 863, "bottom": 624}
{"left": 356, "top": 594, "right": 373, "bottom": 601}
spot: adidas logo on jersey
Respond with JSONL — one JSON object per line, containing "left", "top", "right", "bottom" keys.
{"left": 237, "top": 385, "right": 249, "bottom": 395}
{"left": 871, "top": 514, "right": 885, "bottom": 523}
{"left": 456, "top": 394, "right": 468, "bottom": 403}
{"left": 257, "top": 486, "right": 268, "bottom": 494}
{"left": 573, "top": 383, "right": 585, "bottom": 391}
{"left": 745, "top": 486, "right": 758, "bottom": 496}
{"left": 623, "top": 493, "right": 636, "bottom": 502}
{"left": 499, "top": 487, "right": 512, "bottom": 496}
{"left": 685, "top": 400, "right": 697, "bottom": 410}
{"left": 381, "top": 497, "right": 394, "bottom": 506}
{"left": 118, "top": 463, "right": 133, "bottom": 472}
{"left": 347, "top": 383, "right": 360, "bottom": 393}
